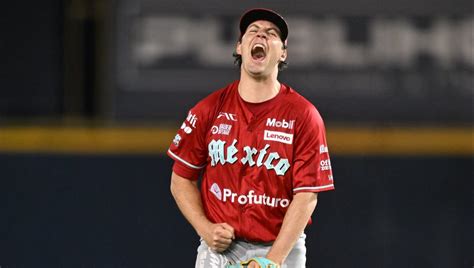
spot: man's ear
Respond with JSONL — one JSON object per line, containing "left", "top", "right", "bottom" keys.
{"left": 236, "top": 41, "right": 242, "bottom": 56}
{"left": 280, "top": 48, "right": 287, "bottom": 62}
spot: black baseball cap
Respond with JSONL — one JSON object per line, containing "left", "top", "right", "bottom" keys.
{"left": 239, "top": 8, "right": 288, "bottom": 43}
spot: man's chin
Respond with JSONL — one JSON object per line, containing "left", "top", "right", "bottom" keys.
{"left": 244, "top": 64, "right": 266, "bottom": 76}
{"left": 248, "top": 70, "right": 268, "bottom": 79}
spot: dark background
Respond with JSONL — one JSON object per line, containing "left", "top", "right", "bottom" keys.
{"left": 0, "top": 0, "right": 472, "bottom": 267}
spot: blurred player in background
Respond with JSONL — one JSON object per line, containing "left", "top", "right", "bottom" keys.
{"left": 168, "top": 8, "right": 335, "bottom": 268}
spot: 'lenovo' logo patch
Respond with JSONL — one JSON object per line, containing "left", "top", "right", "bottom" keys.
{"left": 264, "top": 130, "right": 293, "bottom": 145}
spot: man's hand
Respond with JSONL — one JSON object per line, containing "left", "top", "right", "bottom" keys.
{"left": 236, "top": 257, "right": 280, "bottom": 268}
{"left": 201, "top": 222, "right": 235, "bottom": 252}
{"left": 247, "top": 261, "right": 258, "bottom": 268}
{"left": 247, "top": 261, "right": 260, "bottom": 268}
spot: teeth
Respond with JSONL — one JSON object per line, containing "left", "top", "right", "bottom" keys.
{"left": 253, "top": 44, "right": 265, "bottom": 50}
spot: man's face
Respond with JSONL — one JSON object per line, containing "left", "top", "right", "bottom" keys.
{"left": 236, "top": 20, "right": 287, "bottom": 77}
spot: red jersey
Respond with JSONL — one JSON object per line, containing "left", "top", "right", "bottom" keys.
{"left": 168, "top": 80, "right": 334, "bottom": 242}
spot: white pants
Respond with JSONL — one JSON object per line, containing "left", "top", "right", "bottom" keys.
{"left": 195, "top": 234, "right": 307, "bottom": 268}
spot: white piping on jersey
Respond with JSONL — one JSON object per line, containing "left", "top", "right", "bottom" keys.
{"left": 293, "top": 184, "right": 334, "bottom": 192}
{"left": 168, "top": 149, "right": 205, "bottom": 169}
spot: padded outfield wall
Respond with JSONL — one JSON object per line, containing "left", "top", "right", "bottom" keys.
{"left": 0, "top": 125, "right": 472, "bottom": 267}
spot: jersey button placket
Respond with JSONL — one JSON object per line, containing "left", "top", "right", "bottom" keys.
{"left": 246, "top": 116, "right": 255, "bottom": 132}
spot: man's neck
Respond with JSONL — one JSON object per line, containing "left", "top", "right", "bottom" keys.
{"left": 238, "top": 71, "right": 281, "bottom": 103}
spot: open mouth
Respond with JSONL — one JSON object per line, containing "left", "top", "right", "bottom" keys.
{"left": 251, "top": 44, "right": 266, "bottom": 61}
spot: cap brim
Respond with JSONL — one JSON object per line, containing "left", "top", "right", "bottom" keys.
{"left": 239, "top": 8, "right": 288, "bottom": 42}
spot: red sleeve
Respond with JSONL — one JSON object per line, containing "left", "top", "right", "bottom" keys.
{"left": 167, "top": 104, "right": 210, "bottom": 181}
{"left": 292, "top": 105, "right": 335, "bottom": 193}
{"left": 172, "top": 161, "right": 201, "bottom": 181}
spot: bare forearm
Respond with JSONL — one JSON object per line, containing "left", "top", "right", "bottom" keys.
{"left": 266, "top": 192, "right": 318, "bottom": 265}
{"left": 170, "top": 172, "right": 235, "bottom": 252}
{"left": 170, "top": 172, "right": 211, "bottom": 236}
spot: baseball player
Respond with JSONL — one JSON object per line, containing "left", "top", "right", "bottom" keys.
{"left": 168, "top": 8, "right": 334, "bottom": 268}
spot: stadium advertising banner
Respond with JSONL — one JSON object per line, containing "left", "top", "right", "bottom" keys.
{"left": 111, "top": 0, "right": 473, "bottom": 123}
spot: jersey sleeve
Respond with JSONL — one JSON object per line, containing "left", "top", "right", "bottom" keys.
{"left": 167, "top": 104, "right": 210, "bottom": 181}
{"left": 292, "top": 105, "right": 335, "bottom": 193}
